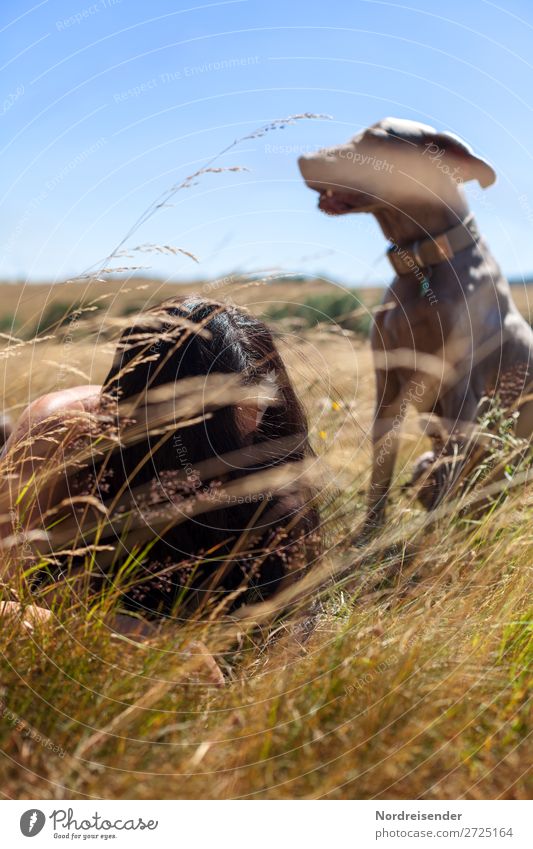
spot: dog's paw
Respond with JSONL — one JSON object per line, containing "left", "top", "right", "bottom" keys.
{"left": 404, "top": 451, "right": 443, "bottom": 510}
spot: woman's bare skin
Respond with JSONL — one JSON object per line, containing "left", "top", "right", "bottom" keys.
{"left": 1, "top": 385, "right": 102, "bottom": 527}
{"left": 1, "top": 385, "right": 102, "bottom": 455}
{"left": 0, "top": 387, "right": 225, "bottom": 681}
{"left": 1, "top": 386, "right": 151, "bottom": 634}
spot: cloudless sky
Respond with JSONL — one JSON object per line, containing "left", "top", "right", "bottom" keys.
{"left": 2, "top": 0, "right": 533, "bottom": 286}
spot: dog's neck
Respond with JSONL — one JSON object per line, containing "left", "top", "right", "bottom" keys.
{"left": 373, "top": 198, "right": 470, "bottom": 248}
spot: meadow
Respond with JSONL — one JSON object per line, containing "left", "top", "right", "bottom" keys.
{"left": 0, "top": 274, "right": 531, "bottom": 800}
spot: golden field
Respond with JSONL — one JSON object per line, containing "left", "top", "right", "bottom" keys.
{"left": 0, "top": 275, "right": 531, "bottom": 800}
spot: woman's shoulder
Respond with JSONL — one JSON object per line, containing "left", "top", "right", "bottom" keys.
{"left": 30, "top": 385, "right": 102, "bottom": 417}
{"left": 2, "top": 385, "right": 102, "bottom": 455}
{"left": 19, "top": 385, "right": 101, "bottom": 424}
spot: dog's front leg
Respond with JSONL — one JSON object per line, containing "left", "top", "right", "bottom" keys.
{"left": 364, "top": 368, "right": 404, "bottom": 533}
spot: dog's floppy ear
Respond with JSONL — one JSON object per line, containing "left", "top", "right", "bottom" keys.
{"left": 424, "top": 131, "right": 496, "bottom": 189}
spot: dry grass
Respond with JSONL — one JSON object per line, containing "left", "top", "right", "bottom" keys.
{"left": 0, "top": 113, "right": 531, "bottom": 798}
{"left": 0, "top": 275, "right": 531, "bottom": 800}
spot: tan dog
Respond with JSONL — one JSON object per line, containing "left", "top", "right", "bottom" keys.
{"left": 299, "top": 117, "right": 533, "bottom": 528}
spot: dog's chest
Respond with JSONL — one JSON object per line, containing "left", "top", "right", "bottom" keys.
{"left": 382, "top": 290, "right": 453, "bottom": 350}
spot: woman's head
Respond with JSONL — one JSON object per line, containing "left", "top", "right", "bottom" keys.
{"left": 102, "top": 296, "right": 311, "bottom": 478}
{"left": 95, "top": 297, "right": 318, "bottom": 616}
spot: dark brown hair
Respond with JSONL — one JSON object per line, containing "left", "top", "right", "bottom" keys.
{"left": 95, "top": 297, "right": 319, "bottom": 618}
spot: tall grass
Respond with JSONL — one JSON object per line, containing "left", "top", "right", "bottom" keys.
{"left": 0, "top": 299, "right": 531, "bottom": 799}
{"left": 0, "top": 118, "right": 531, "bottom": 799}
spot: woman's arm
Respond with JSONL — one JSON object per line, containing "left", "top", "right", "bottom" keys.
{"left": 0, "top": 386, "right": 102, "bottom": 533}
{"left": 1, "top": 386, "right": 102, "bottom": 457}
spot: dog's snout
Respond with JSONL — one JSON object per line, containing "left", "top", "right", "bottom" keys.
{"left": 298, "top": 152, "right": 323, "bottom": 188}
{"left": 297, "top": 153, "right": 316, "bottom": 174}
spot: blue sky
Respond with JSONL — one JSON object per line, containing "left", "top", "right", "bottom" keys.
{"left": 2, "top": 0, "right": 533, "bottom": 286}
